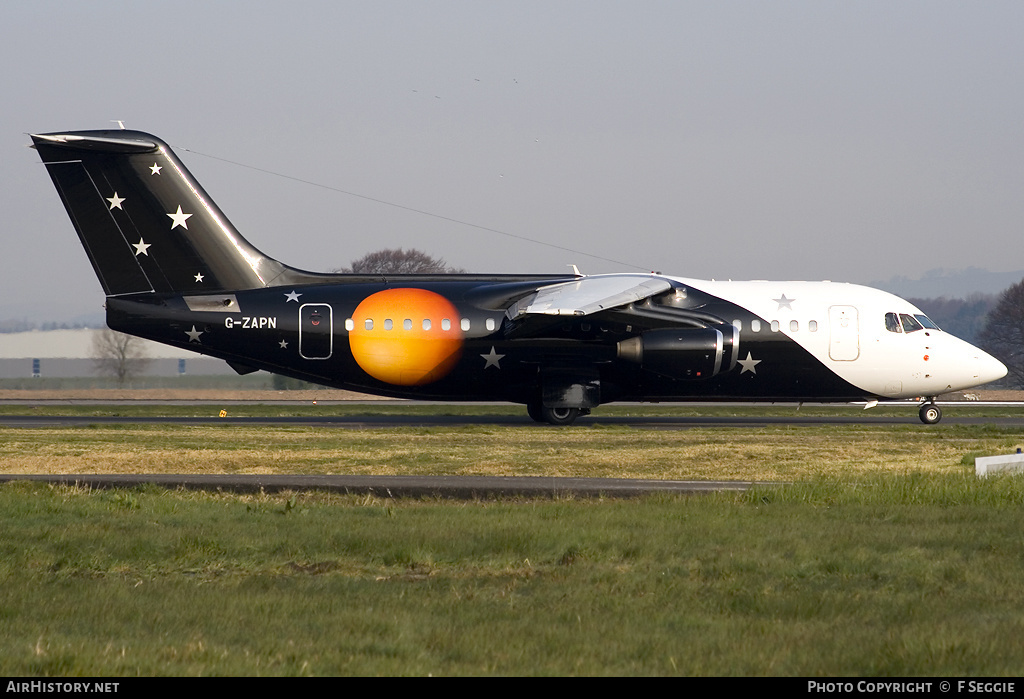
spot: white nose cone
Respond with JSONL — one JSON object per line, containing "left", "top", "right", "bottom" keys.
{"left": 976, "top": 349, "right": 1008, "bottom": 386}
{"left": 936, "top": 336, "right": 1008, "bottom": 393}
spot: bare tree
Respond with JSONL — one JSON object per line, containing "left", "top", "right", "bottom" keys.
{"left": 336, "top": 248, "right": 464, "bottom": 274}
{"left": 977, "top": 280, "right": 1024, "bottom": 388}
{"left": 91, "top": 328, "right": 152, "bottom": 387}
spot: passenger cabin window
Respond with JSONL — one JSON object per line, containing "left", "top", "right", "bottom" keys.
{"left": 486, "top": 318, "right": 496, "bottom": 332}
{"left": 771, "top": 320, "right": 780, "bottom": 332}
{"left": 461, "top": 318, "right": 471, "bottom": 331}
{"left": 808, "top": 320, "right": 817, "bottom": 332}
{"left": 885, "top": 312, "right": 901, "bottom": 333}
{"left": 751, "top": 320, "right": 761, "bottom": 332}
{"left": 790, "top": 320, "right": 799, "bottom": 332}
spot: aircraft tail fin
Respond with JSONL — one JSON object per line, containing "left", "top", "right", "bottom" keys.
{"left": 31, "top": 130, "right": 293, "bottom": 296}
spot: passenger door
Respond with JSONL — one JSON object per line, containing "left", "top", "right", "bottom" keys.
{"left": 299, "top": 303, "right": 333, "bottom": 359}
{"left": 828, "top": 305, "right": 859, "bottom": 361}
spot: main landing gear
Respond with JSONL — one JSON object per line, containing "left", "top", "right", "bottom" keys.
{"left": 526, "top": 401, "right": 589, "bottom": 426}
{"left": 918, "top": 400, "right": 942, "bottom": 425}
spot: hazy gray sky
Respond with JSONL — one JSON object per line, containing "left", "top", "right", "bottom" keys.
{"left": 4, "top": 1, "right": 1023, "bottom": 321}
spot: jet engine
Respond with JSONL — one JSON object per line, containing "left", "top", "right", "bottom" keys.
{"left": 617, "top": 326, "right": 739, "bottom": 380}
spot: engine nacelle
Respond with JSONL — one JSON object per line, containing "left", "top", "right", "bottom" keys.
{"left": 617, "top": 326, "right": 738, "bottom": 380}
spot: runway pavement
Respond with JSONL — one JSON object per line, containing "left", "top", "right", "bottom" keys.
{"left": 2, "top": 412, "right": 1024, "bottom": 428}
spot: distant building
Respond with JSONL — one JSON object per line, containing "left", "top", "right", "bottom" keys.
{"left": 0, "top": 329, "right": 233, "bottom": 378}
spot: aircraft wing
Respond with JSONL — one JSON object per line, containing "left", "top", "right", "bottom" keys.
{"left": 506, "top": 274, "right": 673, "bottom": 320}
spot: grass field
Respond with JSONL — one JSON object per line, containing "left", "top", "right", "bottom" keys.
{"left": 0, "top": 403, "right": 1020, "bottom": 481}
{"left": 2, "top": 404, "right": 1024, "bottom": 675}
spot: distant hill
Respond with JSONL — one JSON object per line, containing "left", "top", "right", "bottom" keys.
{"left": 869, "top": 267, "right": 1024, "bottom": 299}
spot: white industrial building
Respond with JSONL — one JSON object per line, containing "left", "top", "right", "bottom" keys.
{"left": 0, "top": 329, "right": 233, "bottom": 378}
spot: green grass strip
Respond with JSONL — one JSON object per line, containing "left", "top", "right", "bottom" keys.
{"left": 2, "top": 477, "right": 1024, "bottom": 676}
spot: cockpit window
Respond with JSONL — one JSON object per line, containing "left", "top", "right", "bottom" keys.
{"left": 915, "top": 314, "right": 940, "bottom": 330}
{"left": 900, "top": 313, "right": 924, "bottom": 333}
{"left": 885, "top": 312, "right": 901, "bottom": 333}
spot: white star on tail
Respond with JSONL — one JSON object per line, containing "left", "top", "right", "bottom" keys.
{"left": 480, "top": 346, "right": 505, "bottom": 369}
{"left": 738, "top": 352, "right": 761, "bottom": 375}
{"left": 106, "top": 192, "right": 125, "bottom": 210}
{"left": 133, "top": 239, "right": 151, "bottom": 256}
{"left": 167, "top": 205, "right": 192, "bottom": 229}
{"left": 194, "top": 273, "right": 204, "bottom": 282}
{"left": 150, "top": 163, "right": 162, "bottom": 175}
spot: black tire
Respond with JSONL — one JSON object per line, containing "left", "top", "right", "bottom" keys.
{"left": 526, "top": 400, "right": 545, "bottom": 423}
{"left": 541, "top": 406, "right": 580, "bottom": 426}
{"left": 919, "top": 404, "right": 942, "bottom": 425}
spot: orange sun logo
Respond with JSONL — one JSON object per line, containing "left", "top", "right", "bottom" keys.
{"left": 348, "top": 288, "right": 464, "bottom": 386}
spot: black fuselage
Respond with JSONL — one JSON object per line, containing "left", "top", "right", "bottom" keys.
{"left": 106, "top": 276, "right": 865, "bottom": 406}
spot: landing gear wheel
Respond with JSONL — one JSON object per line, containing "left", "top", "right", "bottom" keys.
{"left": 541, "top": 406, "right": 581, "bottom": 426}
{"left": 526, "top": 401, "right": 545, "bottom": 423}
{"left": 919, "top": 404, "right": 942, "bottom": 425}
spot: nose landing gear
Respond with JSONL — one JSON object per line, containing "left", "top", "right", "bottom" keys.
{"left": 919, "top": 400, "right": 942, "bottom": 425}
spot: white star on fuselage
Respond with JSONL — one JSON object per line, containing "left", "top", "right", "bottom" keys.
{"left": 480, "top": 346, "right": 505, "bottom": 369}
{"left": 194, "top": 273, "right": 204, "bottom": 282}
{"left": 167, "top": 205, "right": 192, "bottom": 230}
{"left": 133, "top": 239, "right": 151, "bottom": 256}
{"left": 284, "top": 291, "right": 302, "bottom": 303}
{"left": 150, "top": 163, "right": 162, "bottom": 175}
{"left": 738, "top": 352, "right": 762, "bottom": 375}
{"left": 279, "top": 339, "right": 288, "bottom": 349}
{"left": 106, "top": 192, "right": 125, "bottom": 210}
{"left": 773, "top": 294, "right": 795, "bottom": 311}
{"left": 185, "top": 326, "right": 203, "bottom": 343}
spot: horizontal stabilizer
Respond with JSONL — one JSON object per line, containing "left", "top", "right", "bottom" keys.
{"left": 31, "top": 132, "right": 158, "bottom": 153}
